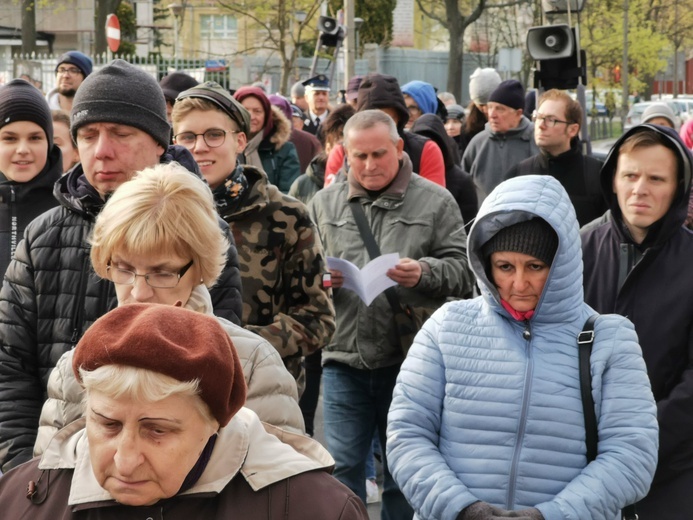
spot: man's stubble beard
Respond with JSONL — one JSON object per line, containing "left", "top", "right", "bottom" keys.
{"left": 58, "top": 87, "right": 77, "bottom": 98}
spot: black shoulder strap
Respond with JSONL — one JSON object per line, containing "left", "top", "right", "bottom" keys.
{"left": 348, "top": 200, "right": 381, "bottom": 260}
{"left": 578, "top": 315, "right": 637, "bottom": 520}
{"left": 578, "top": 314, "right": 599, "bottom": 462}
{"left": 347, "top": 200, "right": 404, "bottom": 314}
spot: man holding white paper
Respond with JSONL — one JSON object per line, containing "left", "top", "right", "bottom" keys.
{"left": 309, "top": 109, "right": 474, "bottom": 519}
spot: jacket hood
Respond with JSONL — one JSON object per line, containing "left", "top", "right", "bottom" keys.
{"left": 468, "top": 175, "right": 583, "bottom": 323}
{"left": 356, "top": 74, "right": 409, "bottom": 133}
{"left": 600, "top": 123, "right": 693, "bottom": 246}
{"left": 401, "top": 80, "right": 438, "bottom": 115}
{"left": 54, "top": 145, "right": 202, "bottom": 219}
{"left": 485, "top": 115, "right": 533, "bottom": 138}
{"left": 265, "top": 105, "right": 292, "bottom": 150}
{"left": 410, "top": 113, "right": 460, "bottom": 167}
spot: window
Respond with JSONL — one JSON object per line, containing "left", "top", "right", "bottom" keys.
{"left": 199, "top": 14, "right": 237, "bottom": 40}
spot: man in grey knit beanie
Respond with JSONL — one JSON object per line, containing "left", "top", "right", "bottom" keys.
{"left": 0, "top": 59, "right": 245, "bottom": 472}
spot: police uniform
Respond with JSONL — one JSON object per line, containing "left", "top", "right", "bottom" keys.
{"left": 301, "top": 75, "right": 330, "bottom": 135}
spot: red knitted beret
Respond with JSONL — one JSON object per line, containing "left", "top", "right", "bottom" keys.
{"left": 73, "top": 303, "right": 246, "bottom": 427}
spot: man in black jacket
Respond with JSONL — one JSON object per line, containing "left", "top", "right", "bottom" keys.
{"left": 0, "top": 60, "right": 243, "bottom": 472}
{"left": 581, "top": 124, "right": 693, "bottom": 519}
{"left": 505, "top": 89, "right": 606, "bottom": 226}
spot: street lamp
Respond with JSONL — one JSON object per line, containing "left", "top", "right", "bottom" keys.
{"left": 168, "top": 3, "right": 183, "bottom": 64}
{"left": 354, "top": 17, "right": 364, "bottom": 58}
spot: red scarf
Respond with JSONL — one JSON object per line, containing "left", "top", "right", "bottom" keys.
{"left": 501, "top": 299, "right": 535, "bottom": 321}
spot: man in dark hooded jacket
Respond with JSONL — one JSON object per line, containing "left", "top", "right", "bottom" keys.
{"left": 411, "top": 114, "right": 478, "bottom": 227}
{"left": 581, "top": 123, "right": 693, "bottom": 519}
{"left": 0, "top": 60, "right": 243, "bottom": 472}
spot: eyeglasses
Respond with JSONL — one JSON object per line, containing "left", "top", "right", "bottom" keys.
{"left": 532, "top": 113, "right": 573, "bottom": 127}
{"left": 174, "top": 129, "right": 235, "bottom": 149}
{"left": 56, "top": 67, "right": 82, "bottom": 76}
{"left": 107, "top": 260, "right": 194, "bottom": 288}
{"left": 406, "top": 105, "right": 421, "bottom": 115}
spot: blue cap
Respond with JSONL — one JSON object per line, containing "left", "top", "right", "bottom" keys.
{"left": 290, "top": 104, "right": 305, "bottom": 119}
{"left": 56, "top": 51, "right": 93, "bottom": 77}
{"left": 302, "top": 74, "right": 330, "bottom": 91}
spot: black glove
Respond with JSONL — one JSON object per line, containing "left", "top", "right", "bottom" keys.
{"left": 493, "top": 508, "right": 545, "bottom": 519}
{"left": 458, "top": 502, "right": 544, "bottom": 520}
{"left": 457, "top": 502, "right": 510, "bottom": 520}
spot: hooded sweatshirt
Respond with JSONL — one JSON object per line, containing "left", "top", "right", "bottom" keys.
{"left": 581, "top": 123, "right": 693, "bottom": 488}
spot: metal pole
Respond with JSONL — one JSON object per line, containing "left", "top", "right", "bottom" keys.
{"left": 621, "top": 0, "right": 629, "bottom": 119}
{"left": 344, "top": 0, "right": 355, "bottom": 89}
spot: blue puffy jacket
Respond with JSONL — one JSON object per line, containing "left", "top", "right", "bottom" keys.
{"left": 387, "top": 175, "right": 659, "bottom": 520}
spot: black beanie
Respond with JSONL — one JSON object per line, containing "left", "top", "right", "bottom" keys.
{"left": 482, "top": 218, "right": 558, "bottom": 266}
{"left": 488, "top": 79, "right": 525, "bottom": 111}
{"left": 0, "top": 79, "right": 53, "bottom": 149}
{"left": 71, "top": 59, "right": 170, "bottom": 149}
{"left": 159, "top": 72, "right": 199, "bottom": 103}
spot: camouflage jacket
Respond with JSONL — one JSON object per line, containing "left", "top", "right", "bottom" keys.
{"left": 213, "top": 165, "right": 335, "bottom": 373}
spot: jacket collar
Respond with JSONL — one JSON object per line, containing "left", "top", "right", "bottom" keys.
{"left": 38, "top": 408, "right": 334, "bottom": 508}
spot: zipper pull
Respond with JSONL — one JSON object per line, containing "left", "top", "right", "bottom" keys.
{"left": 522, "top": 321, "right": 531, "bottom": 340}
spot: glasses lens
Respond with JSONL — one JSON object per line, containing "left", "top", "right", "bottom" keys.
{"left": 175, "top": 133, "right": 197, "bottom": 148}
{"left": 108, "top": 266, "right": 135, "bottom": 285}
{"left": 146, "top": 273, "right": 178, "bottom": 288}
{"left": 203, "top": 129, "right": 226, "bottom": 147}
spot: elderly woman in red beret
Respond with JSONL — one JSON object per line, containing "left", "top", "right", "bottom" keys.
{"left": 0, "top": 304, "right": 367, "bottom": 519}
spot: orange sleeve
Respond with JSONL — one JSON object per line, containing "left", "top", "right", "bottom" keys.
{"left": 418, "top": 140, "right": 446, "bottom": 188}
{"left": 325, "top": 144, "right": 346, "bottom": 187}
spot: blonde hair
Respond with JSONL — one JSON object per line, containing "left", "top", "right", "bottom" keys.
{"left": 90, "top": 162, "right": 228, "bottom": 287}
{"left": 81, "top": 364, "right": 217, "bottom": 427}
{"left": 171, "top": 96, "right": 236, "bottom": 131}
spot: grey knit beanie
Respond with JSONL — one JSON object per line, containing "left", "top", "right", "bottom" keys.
{"left": 469, "top": 68, "right": 502, "bottom": 105}
{"left": 70, "top": 59, "right": 170, "bottom": 148}
{"left": 482, "top": 218, "right": 558, "bottom": 266}
{"left": 0, "top": 79, "right": 53, "bottom": 149}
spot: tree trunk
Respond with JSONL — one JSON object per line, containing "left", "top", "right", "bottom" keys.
{"left": 447, "top": 31, "right": 465, "bottom": 101}
{"left": 95, "top": 0, "right": 122, "bottom": 56}
{"left": 21, "top": 0, "right": 37, "bottom": 55}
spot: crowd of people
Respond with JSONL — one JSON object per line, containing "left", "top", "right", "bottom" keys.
{"left": 0, "top": 49, "right": 691, "bottom": 520}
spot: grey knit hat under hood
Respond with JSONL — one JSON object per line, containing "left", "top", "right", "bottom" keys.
{"left": 70, "top": 59, "right": 170, "bottom": 149}
{"left": 482, "top": 218, "right": 559, "bottom": 267}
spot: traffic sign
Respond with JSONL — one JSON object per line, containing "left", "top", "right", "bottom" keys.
{"left": 106, "top": 14, "right": 121, "bottom": 53}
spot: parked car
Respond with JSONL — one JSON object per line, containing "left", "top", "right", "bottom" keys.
{"left": 623, "top": 101, "right": 683, "bottom": 132}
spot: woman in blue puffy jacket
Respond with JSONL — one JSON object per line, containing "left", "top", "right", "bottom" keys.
{"left": 387, "top": 175, "right": 659, "bottom": 520}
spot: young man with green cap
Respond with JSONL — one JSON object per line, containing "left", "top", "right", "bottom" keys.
{"left": 171, "top": 81, "right": 335, "bottom": 390}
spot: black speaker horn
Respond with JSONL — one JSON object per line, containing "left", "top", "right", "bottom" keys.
{"left": 527, "top": 24, "right": 574, "bottom": 61}
{"left": 317, "top": 16, "right": 339, "bottom": 35}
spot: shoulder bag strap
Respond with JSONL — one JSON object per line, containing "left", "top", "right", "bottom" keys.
{"left": 347, "top": 200, "right": 404, "bottom": 314}
{"left": 578, "top": 315, "right": 637, "bottom": 520}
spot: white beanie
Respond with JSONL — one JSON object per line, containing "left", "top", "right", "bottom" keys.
{"left": 469, "top": 68, "right": 502, "bottom": 105}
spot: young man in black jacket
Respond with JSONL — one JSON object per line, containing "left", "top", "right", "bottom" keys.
{"left": 581, "top": 124, "right": 693, "bottom": 519}
{"left": 505, "top": 89, "right": 606, "bottom": 226}
{"left": 0, "top": 60, "right": 243, "bottom": 472}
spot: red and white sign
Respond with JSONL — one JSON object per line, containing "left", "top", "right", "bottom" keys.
{"left": 106, "top": 14, "right": 121, "bottom": 53}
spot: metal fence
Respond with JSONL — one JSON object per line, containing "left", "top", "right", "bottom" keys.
{"left": 2, "top": 48, "right": 492, "bottom": 104}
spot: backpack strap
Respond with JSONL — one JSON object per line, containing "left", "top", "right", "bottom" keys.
{"left": 578, "top": 315, "right": 638, "bottom": 520}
